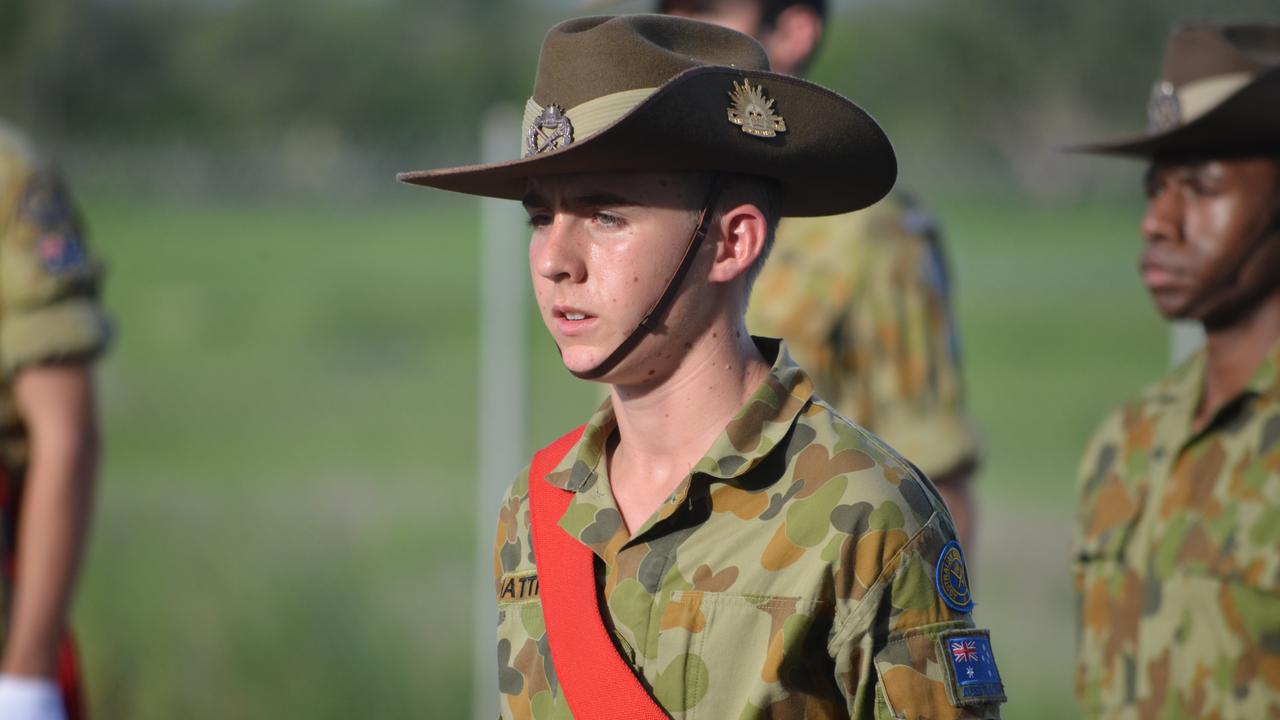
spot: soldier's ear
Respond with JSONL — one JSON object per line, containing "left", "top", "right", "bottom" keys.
{"left": 761, "top": 5, "right": 823, "bottom": 75}
{"left": 706, "top": 202, "right": 767, "bottom": 285}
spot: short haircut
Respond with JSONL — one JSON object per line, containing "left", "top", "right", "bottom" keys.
{"left": 657, "top": 0, "right": 828, "bottom": 28}
{"left": 759, "top": 0, "right": 827, "bottom": 27}
{"left": 709, "top": 172, "right": 782, "bottom": 292}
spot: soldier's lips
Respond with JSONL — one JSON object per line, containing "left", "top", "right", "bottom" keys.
{"left": 1140, "top": 255, "right": 1185, "bottom": 290}
{"left": 553, "top": 306, "right": 597, "bottom": 336}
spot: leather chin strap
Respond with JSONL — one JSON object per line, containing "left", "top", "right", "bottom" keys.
{"left": 568, "top": 174, "right": 725, "bottom": 381}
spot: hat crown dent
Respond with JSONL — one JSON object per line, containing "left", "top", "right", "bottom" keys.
{"left": 532, "top": 14, "right": 770, "bottom": 110}
{"left": 1162, "top": 23, "right": 1280, "bottom": 86}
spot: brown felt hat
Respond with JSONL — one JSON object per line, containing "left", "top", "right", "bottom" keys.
{"left": 397, "top": 14, "right": 896, "bottom": 216}
{"left": 1072, "top": 22, "right": 1280, "bottom": 157}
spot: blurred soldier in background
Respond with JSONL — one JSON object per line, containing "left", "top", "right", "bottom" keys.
{"left": 1073, "top": 23, "right": 1280, "bottom": 719}
{"left": 659, "top": 0, "right": 982, "bottom": 548}
{"left": 0, "top": 121, "right": 110, "bottom": 720}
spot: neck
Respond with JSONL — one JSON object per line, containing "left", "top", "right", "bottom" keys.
{"left": 1197, "top": 292, "right": 1280, "bottom": 427}
{"left": 608, "top": 315, "right": 770, "bottom": 485}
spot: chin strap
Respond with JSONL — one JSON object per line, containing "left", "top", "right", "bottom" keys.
{"left": 569, "top": 174, "right": 725, "bottom": 380}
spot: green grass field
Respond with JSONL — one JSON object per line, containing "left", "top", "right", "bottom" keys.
{"left": 72, "top": 188, "right": 1167, "bottom": 718}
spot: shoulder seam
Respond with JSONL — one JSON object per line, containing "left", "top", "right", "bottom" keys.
{"left": 827, "top": 509, "right": 942, "bottom": 656}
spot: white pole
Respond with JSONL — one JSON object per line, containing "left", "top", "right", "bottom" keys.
{"left": 473, "top": 104, "right": 526, "bottom": 720}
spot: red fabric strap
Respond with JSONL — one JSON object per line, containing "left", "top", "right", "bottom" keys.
{"left": 527, "top": 426, "right": 669, "bottom": 719}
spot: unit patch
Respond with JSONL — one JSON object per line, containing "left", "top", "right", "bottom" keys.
{"left": 934, "top": 540, "right": 973, "bottom": 613}
{"left": 726, "top": 80, "right": 786, "bottom": 138}
{"left": 19, "top": 172, "right": 73, "bottom": 227}
{"left": 938, "top": 629, "right": 1006, "bottom": 706}
{"left": 497, "top": 572, "right": 540, "bottom": 602}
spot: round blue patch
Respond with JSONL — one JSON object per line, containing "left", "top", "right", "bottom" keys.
{"left": 935, "top": 540, "right": 974, "bottom": 613}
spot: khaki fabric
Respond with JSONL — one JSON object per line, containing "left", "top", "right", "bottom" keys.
{"left": 746, "top": 194, "right": 979, "bottom": 479}
{"left": 1075, "top": 336, "right": 1280, "bottom": 718}
{"left": 494, "top": 339, "right": 1003, "bottom": 719}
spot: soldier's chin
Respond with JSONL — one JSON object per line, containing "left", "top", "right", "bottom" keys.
{"left": 557, "top": 346, "right": 611, "bottom": 379}
{"left": 1148, "top": 289, "right": 1195, "bottom": 321}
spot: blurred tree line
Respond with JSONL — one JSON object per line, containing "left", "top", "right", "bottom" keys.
{"left": 811, "top": 0, "right": 1279, "bottom": 195}
{"left": 1, "top": 0, "right": 546, "bottom": 148}
{"left": 1, "top": 0, "right": 1275, "bottom": 197}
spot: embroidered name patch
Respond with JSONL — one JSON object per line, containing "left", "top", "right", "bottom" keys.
{"left": 935, "top": 540, "right": 974, "bottom": 613}
{"left": 497, "top": 572, "right": 540, "bottom": 601}
{"left": 938, "top": 629, "right": 1006, "bottom": 706}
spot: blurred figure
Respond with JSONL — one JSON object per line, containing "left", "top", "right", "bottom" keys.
{"left": 0, "top": 121, "right": 110, "bottom": 720}
{"left": 660, "top": 0, "right": 982, "bottom": 548}
{"left": 1073, "top": 23, "right": 1280, "bottom": 719}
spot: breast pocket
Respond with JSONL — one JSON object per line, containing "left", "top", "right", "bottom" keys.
{"left": 650, "top": 590, "right": 834, "bottom": 719}
{"left": 496, "top": 597, "right": 570, "bottom": 720}
{"left": 1153, "top": 466, "right": 1280, "bottom": 716}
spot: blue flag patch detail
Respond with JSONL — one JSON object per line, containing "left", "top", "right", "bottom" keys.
{"left": 939, "top": 629, "right": 1006, "bottom": 706}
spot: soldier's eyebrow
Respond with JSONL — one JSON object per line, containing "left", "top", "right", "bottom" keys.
{"left": 571, "top": 192, "right": 638, "bottom": 209}
{"left": 521, "top": 190, "right": 638, "bottom": 211}
{"left": 521, "top": 190, "right": 549, "bottom": 210}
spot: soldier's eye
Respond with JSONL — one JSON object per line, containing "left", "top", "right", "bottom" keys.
{"left": 526, "top": 212, "right": 552, "bottom": 228}
{"left": 594, "top": 212, "right": 626, "bottom": 228}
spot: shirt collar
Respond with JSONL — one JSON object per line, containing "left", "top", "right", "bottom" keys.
{"left": 1149, "top": 333, "right": 1280, "bottom": 442}
{"left": 1247, "top": 334, "right": 1280, "bottom": 400}
{"left": 542, "top": 336, "right": 816, "bottom": 492}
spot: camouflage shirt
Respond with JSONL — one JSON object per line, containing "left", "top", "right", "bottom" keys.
{"left": 495, "top": 338, "right": 1005, "bottom": 719}
{"left": 0, "top": 120, "right": 111, "bottom": 635}
{"left": 1075, "top": 337, "right": 1280, "bottom": 718}
{"left": 746, "top": 194, "right": 979, "bottom": 479}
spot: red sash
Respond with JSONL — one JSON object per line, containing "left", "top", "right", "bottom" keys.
{"left": 527, "top": 426, "right": 669, "bottom": 719}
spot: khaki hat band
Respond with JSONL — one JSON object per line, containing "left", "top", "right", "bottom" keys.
{"left": 522, "top": 87, "right": 658, "bottom": 154}
{"left": 1177, "top": 71, "right": 1253, "bottom": 122}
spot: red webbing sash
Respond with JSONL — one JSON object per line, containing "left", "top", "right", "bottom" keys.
{"left": 527, "top": 426, "right": 669, "bottom": 719}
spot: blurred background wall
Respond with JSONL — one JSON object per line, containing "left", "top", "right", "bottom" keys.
{"left": 2, "top": 0, "right": 1276, "bottom": 717}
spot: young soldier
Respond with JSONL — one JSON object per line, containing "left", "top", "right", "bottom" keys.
{"left": 401, "top": 14, "right": 1004, "bottom": 720}
{"left": 1073, "top": 23, "right": 1280, "bottom": 719}
{"left": 657, "top": 0, "right": 982, "bottom": 546}
{"left": 0, "top": 121, "right": 109, "bottom": 720}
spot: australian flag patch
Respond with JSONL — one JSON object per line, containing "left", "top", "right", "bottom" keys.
{"left": 938, "top": 629, "right": 1005, "bottom": 706}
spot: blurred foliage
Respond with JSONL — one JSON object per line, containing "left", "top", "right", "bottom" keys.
{"left": 2, "top": 0, "right": 1276, "bottom": 198}
{"left": 810, "top": 0, "right": 1280, "bottom": 194}
{"left": 4, "top": 0, "right": 1276, "bottom": 150}
{"left": 2, "top": 0, "right": 548, "bottom": 149}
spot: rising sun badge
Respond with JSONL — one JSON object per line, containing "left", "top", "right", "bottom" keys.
{"left": 726, "top": 80, "right": 787, "bottom": 138}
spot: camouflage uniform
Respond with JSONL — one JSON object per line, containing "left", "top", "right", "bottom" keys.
{"left": 495, "top": 338, "right": 1004, "bottom": 719}
{"left": 0, "top": 120, "right": 111, "bottom": 641}
{"left": 1075, "top": 338, "right": 1280, "bottom": 718}
{"left": 746, "top": 194, "right": 978, "bottom": 479}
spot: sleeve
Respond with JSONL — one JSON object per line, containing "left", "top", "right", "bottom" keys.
{"left": 494, "top": 466, "right": 531, "bottom": 591}
{"left": 835, "top": 196, "right": 980, "bottom": 480}
{"left": 830, "top": 508, "right": 1004, "bottom": 719}
{"left": 0, "top": 165, "right": 111, "bottom": 373}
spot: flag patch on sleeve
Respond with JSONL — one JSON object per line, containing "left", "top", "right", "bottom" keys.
{"left": 938, "top": 629, "right": 1006, "bottom": 706}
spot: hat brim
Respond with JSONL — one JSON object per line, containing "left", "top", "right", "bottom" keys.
{"left": 1067, "top": 67, "right": 1280, "bottom": 157}
{"left": 397, "top": 66, "right": 896, "bottom": 217}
